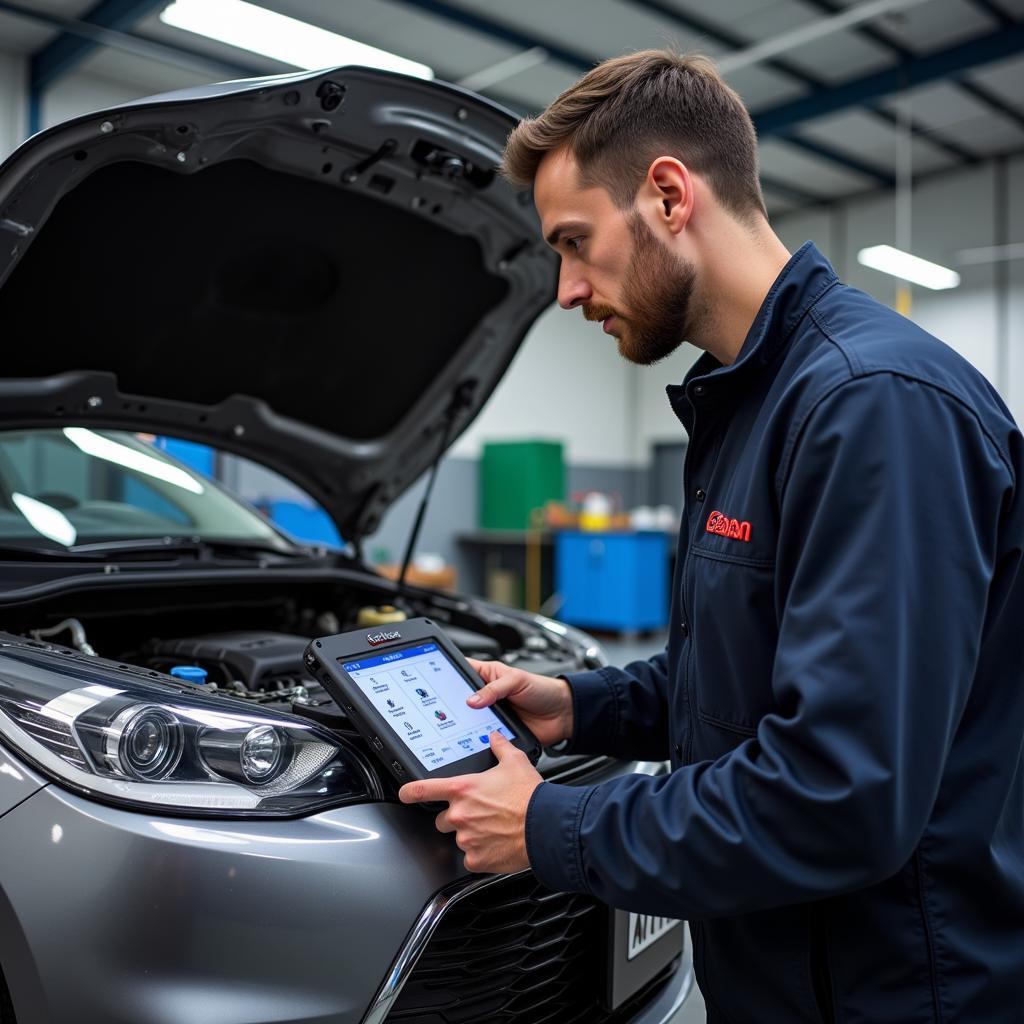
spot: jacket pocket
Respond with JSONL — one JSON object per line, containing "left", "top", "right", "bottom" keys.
{"left": 690, "top": 547, "right": 778, "bottom": 735}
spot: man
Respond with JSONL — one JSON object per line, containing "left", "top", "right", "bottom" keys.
{"left": 399, "top": 51, "right": 1024, "bottom": 1022}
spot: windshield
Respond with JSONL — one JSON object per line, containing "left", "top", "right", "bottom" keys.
{"left": 0, "top": 428, "right": 287, "bottom": 549}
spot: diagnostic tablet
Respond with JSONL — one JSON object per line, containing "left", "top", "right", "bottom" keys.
{"left": 305, "top": 617, "right": 541, "bottom": 786}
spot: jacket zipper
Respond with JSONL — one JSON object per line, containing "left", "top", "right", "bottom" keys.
{"left": 679, "top": 404, "right": 699, "bottom": 765}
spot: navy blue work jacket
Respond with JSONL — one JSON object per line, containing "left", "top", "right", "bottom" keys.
{"left": 527, "top": 243, "right": 1024, "bottom": 1023}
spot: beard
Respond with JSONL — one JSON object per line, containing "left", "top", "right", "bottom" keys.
{"left": 583, "top": 213, "right": 698, "bottom": 366}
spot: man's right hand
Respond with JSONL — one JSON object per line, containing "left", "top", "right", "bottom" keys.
{"left": 465, "top": 659, "right": 573, "bottom": 748}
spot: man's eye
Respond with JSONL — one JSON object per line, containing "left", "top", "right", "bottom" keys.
{"left": 566, "top": 236, "right": 584, "bottom": 253}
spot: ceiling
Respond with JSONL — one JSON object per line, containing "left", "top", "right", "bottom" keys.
{"left": 0, "top": 0, "right": 1021, "bottom": 215}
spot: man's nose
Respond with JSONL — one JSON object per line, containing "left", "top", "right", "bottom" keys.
{"left": 557, "top": 267, "right": 591, "bottom": 310}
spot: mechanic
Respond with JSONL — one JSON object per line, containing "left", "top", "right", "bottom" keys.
{"left": 398, "top": 50, "right": 1024, "bottom": 1022}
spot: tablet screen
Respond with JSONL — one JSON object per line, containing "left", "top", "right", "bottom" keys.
{"left": 340, "top": 641, "right": 516, "bottom": 771}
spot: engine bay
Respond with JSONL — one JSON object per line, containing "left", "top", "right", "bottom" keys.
{"left": 3, "top": 569, "right": 602, "bottom": 790}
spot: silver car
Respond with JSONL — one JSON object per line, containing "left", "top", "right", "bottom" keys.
{"left": 0, "top": 67, "right": 695, "bottom": 1024}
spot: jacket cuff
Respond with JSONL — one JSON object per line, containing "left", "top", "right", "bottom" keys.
{"left": 560, "top": 667, "right": 621, "bottom": 755}
{"left": 525, "top": 781, "right": 596, "bottom": 893}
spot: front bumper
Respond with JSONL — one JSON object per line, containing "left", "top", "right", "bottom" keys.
{"left": 0, "top": 761, "right": 693, "bottom": 1024}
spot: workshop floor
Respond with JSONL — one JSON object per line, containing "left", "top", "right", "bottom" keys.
{"left": 601, "top": 631, "right": 670, "bottom": 667}
{"left": 599, "top": 632, "right": 708, "bottom": 1023}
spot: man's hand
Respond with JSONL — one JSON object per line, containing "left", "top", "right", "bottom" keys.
{"left": 398, "top": 732, "right": 542, "bottom": 873}
{"left": 464, "top": 659, "right": 573, "bottom": 747}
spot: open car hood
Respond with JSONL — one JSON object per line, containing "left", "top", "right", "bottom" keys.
{"left": 0, "top": 67, "right": 556, "bottom": 542}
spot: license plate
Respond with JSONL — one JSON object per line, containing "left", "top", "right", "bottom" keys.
{"left": 605, "top": 910, "right": 683, "bottom": 1010}
{"left": 627, "top": 914, "right": 680, "bottom": 960}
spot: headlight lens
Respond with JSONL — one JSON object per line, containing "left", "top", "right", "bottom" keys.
{"left": 0, "top": 641, "right": 377, "bottom": 816}
{"left": 106, "top": 705, "right": 184, "bottom": 780}
{"left": 240, "top": 725, "right": 284, "bottom": 781}
{"left": 199, "top": 723, "right": 288, "bottom": 785}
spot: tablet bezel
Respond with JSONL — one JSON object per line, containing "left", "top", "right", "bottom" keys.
{"left": 306, "top": 617, "right": 541, "bottom": 785}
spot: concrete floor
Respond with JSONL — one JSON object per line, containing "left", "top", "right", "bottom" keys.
{"left": 601, "top": 633, "right": 708, "bottom": 1023}
{"left": 600, "top": 631, "right": 670, "bottom": 667}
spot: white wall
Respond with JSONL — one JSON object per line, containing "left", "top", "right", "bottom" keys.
{"left": 630, "top": 345, "right": 702, "bottom": 457}
{"left": 451, "top": 300, "right": 704, "bottom": 466}
{"left": 40, "top": 71, "right": 150, "bottom": 131}
{"left": 0, "top": 51, "right": 26, "bottom": 162}
{"left": 451, "top": 301, "right": 638, "bottom": 466}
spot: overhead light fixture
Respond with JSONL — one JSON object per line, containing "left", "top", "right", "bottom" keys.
{"left": 63, "top": 428, "right": 205, "bottom": 495}
{"left": 857, "top": 245, "right": 960, "bottom": 291}
{"left": 12, "top": 493, "right": 77, "bottom": 547}
{"left": 160, "top": 0, "right": 434, "bottom": 79}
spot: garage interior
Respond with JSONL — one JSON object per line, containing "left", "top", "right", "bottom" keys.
{"left": 1, "top": 0, "right": 1021, "bottom": 624}
{"left": 0, "top": 2, "right": 1021, "bottom": 1022}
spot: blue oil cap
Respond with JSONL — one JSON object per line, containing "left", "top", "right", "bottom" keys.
{"left": 170, "top": 665, "right": 208, "bottom": 684}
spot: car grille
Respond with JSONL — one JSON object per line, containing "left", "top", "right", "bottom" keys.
{"left": 384, "top": 873, "right": 676, "bottom": 1024}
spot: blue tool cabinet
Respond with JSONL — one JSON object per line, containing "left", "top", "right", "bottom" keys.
{"left": 555, "top": 531, "right": 669, "bottom": 632}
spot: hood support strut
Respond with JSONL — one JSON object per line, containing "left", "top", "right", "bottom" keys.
{"left": 396, "top": 379, "right": 476, "bottom": 599}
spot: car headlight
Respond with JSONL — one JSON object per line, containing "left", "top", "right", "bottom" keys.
{"left": 0, "top": 640, "right": 379, "bottom": 816}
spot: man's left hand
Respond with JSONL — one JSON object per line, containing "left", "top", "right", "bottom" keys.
{"left": 398, "top": 732, "right": 542, "bottom": 873}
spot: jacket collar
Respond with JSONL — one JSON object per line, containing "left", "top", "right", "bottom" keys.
{"left": 678, "top": 241, "right": 839, "bottom": 394}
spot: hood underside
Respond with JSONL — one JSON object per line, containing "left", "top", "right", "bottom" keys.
{"left": 0, "top": 67, "right": 557, "bottom": 541}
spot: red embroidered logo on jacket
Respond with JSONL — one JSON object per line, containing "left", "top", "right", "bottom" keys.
{"left": 705, "top": 510, "right": 752, "bottom": 543}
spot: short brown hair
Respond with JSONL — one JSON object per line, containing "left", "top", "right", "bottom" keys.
{"left": 502, "top": 50, "right": 767, "bottom": 221}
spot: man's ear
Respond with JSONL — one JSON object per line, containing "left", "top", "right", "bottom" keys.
{"left": 643, "top": 157, "right": 693, "bottom": 236}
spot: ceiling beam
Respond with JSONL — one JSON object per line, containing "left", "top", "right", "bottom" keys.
{"left": 623, "top": 0, "right": 827, "bottom": 87}
{"left": 777, "top": 134, "right": 896, "bottom": 186}
{"left": 754, "top": 22, "right": 1024, "bottom": 136}
{"left": 962, "top": 0, "right": 1015, "bottom": 27}
{"left": 801, "top": 0, "right": 1024, "bottom": 145}
{"left": 760, "top": 174, "right": 824, "bottom": 207}
{"left": 390, "top": 0, "right": 596, "bottom": 74}
{"left": 0, "top": 0, "right": 263, "bottom": 135}
{"left": 863, "top": 105, "right": 978, "bottom": 165}
{"left": 957, "top": 78, "right": 1024, "bottom": 133}
{"left": 778, "top": 143, "right": 1024, "bottom": 218}
{"left": 29, "top": 0, "right": 169, "bottom": 93}
{"left": 714, "top": 0, "right": 933, "bottom": 75}
{"left": 626, "top": 0, "right": 983, "bottom": 169}
{"left": 398, "top": 0, "right": 900, "bottom": 184}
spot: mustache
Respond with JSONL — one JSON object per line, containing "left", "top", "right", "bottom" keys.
{"left": 582, "top": 304, "right": 619, "bottom": 322}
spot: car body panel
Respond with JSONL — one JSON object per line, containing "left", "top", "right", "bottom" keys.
{"left": 0, "top": 745, "right": 45, "bottom": 818}
{"left": 0, "top": 750, "right": 694, "bottom": 1024}
{"left": 0, "top": 777, "right": 464, "bottom": 1023}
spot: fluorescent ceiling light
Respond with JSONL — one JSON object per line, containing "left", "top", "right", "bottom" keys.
{"left": 857, "top": 245, "right": 960, "bottom": 291}
{"left": 63, "top": 428, "right": 205, "bottom": 495}
{"left": 160, "top": 0, "right": 433, "bottom": 79}
{"left": 12, "top": 493, "right": 77, "bottom": 547}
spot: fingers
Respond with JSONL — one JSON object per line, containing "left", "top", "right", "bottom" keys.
{"left": 398, "top": 777, "right": 464, "bottom": 804}
{"left": 434, "top": 808, "right": 456, "bottom": 834}
{"left": 489, "top": 731, "right": 521, "bottom": 762}
{"left": 466, "top": 672, "right": 522, "bottom": 709}
{"left": 466, "top": 658, "right": 508, "bottom": 684}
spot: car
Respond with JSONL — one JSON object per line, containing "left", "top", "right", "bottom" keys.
{"left": 0, "top": 65, "right": 696, "bottom": 1024}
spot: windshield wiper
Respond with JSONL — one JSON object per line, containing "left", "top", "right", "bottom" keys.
{"left": 0, "top": 537, "right": 312, "bottom": 562}
{"left": 68, "top": 537, "right": 312, "bottom": 560}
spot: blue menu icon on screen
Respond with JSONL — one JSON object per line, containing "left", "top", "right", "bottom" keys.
{"left": 479, "top": 735, "right": 489, "bottom": 745}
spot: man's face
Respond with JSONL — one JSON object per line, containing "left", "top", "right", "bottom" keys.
{"left": 534, "top": 149, "right": 696, "bottom": 366}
